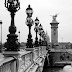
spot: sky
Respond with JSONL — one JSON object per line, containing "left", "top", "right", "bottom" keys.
{"left": 0, "top": 0, "right": 72, "bottom": 43}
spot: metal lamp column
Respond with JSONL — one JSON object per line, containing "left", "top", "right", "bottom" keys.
{"left": 25, "top": 5, "right": 34, "bottom": 48}
{"left": 4, "top": 0, "right": 20, "bottom": 51}
{"left": 39, "top": 24, "right": 43, "bottom": 46}
{"left": 0, "top": 20, "right": 2, "bottom": 52}
{"left": 34, "top": 17, "right": 39, "bottom": 47}
{"left": 18, "top": 31, "right": 20, "bottom": 43}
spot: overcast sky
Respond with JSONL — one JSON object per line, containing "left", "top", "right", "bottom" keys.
{"left": 0, "top": 0, "right": 72, "bottom": 43}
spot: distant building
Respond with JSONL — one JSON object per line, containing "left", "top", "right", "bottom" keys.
{"left": 48, "top": 42, "right": 72, "bottom": 49}
{"left": 58, "top": 42, "right": 72, "bottom": 49}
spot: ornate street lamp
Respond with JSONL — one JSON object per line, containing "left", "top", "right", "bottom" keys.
{"left": 34, "top": 17, "right": 39, "bottom": 47}
{"left": 18, "top": 31, "right": 20, "bottom": 43}
{"left": 4, "top": 0, "right": 20, "bottom": 51}
{"left": 38, "top": 24, "right": 43, "bottom": 46}
{"left": 0, "top": 20, "right": 2, "bottom": 52}
{"left": 25, "top": 5, "right": 34, "bottom": 48}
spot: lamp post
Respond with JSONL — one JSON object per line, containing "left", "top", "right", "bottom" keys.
{"left": 39, "top": 32, "right": 42, "bottom": 46}
{"left": 0, "top": 20, "right": 2, "bottom": 52}
{"left": 4, "top": 0, "right": 20, "bottom": 51}
{"left": 39, "top": 24, "right": 43, "bottom": 46}
{"left": 34, "top": 17, "right": 39, "bottom": 47}
{"left": 18, "top": 31, "right": 20, "bottom": 43}
{"left": 25, "top": 5, "right": 34, "bottom": 48}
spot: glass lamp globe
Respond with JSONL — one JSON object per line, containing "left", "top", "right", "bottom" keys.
{"left": 26, "top": 5, "right": 33, "bottom": 17}
{"left": 35, "top": 17, "right": 39, "bottom": 25}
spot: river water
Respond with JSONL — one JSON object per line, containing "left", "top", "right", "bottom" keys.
{"left": 43, "top": 66, "right": 63, "bottom": 72}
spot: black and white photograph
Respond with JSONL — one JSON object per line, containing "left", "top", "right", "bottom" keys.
{"left": 0, "top": 0, "right": 72, "bottom": 72}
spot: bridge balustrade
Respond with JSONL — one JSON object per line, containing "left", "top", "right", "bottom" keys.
{"left": 0, "top": 57, "right": 16, "bottom": 72}
{"left": 0, "top": 46, "right": 47, "bottom": 72}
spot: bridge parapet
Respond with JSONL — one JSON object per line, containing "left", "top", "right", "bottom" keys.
{"left": 0, "top": 57, "right": 16, "bottom": 72}
{"left": 0, "top": 46, "right": 47, "bottom": 72}
{"left": 25, "top": 46, "right": 47, "bottom": 72}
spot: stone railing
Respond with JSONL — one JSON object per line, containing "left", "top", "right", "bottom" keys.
{"left": 0, "top": 46, "right": 47, "bottom": 72}
{"left": 0, "top": 57, "right": 16, "bottom": 72}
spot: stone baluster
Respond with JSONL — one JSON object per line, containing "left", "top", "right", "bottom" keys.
{"left": 11, "top": 60, "right": 16, "bottom": 72}
{"left": 30, "top": 52, "right": 33, "bottom": 64}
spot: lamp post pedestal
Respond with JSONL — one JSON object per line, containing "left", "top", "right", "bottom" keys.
{"left": 35, "top": 39, "right": 39, "bottom": 47}
{"left": 35, "top": 29, "right": 39, "bottom": 47}
{"left": 39, "top": 38, "right": 42, "bottom": 46}
{"left": 39, "top": 33, "right": 42, "bottom": 46}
